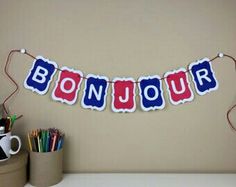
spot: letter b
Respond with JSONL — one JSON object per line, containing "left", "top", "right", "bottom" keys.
{"left": 24, "top": 56, "right": 58, "bottom": 95}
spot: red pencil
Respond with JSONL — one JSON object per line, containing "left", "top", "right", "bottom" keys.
{"left": 51, "top": 134, "right": 57, "bottom": 152}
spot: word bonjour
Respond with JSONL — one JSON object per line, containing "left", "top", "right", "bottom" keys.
{"left": 24, "top": 56, "right": 219, "bottom": 112}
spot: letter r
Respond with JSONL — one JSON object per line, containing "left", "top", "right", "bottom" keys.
{"left": 189, "top": 58, "right": 218, "bottom": 96}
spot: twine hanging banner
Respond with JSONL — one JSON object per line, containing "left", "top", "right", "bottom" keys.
{"left": 2, "top": 49, "right": 236, "bottom": 131}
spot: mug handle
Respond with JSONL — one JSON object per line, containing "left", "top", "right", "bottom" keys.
{"left": 9, "top": 135, "right": 21, "bottom": 155}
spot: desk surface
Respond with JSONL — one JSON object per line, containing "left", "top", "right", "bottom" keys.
{"left": 25, "top": 173, "right": 236, "bottom": 187}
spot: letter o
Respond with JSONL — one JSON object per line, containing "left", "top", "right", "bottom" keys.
{"left": 144, "top": 85, "right": 159, "bottom": 101}
{"left": 60, "top": 78, "right": 76, "bottom": 94}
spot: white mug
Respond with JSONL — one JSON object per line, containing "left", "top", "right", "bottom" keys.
{"left": 0, "top": 132, "right": 21, "bottom": 162}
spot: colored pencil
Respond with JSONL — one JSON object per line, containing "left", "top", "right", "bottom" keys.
{"left": 27, "top": 133, "right": 32, "bottom": 151}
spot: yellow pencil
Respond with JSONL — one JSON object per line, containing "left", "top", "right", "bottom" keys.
{"left": 27, "top": 133, "right": 32, "bottom": 151}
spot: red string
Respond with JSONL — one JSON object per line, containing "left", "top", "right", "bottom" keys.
{"left": 222, "top": 54, "right": 236, "bottom": 131}
{"left": 2, "top": 49, "right": 236, "bottom": 130}
{"left": 3, "top": 49, "right": 21, "bottom": 119}
{"left": 227, "top": 104, "right": 236, "bottom": 131}
{"left": 2, "top": 49, "right": 35, "bottom": 120}
{"left": 223, "top": 54, "right": 236, "bottom": 70}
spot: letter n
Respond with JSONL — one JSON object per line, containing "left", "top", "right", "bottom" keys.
{"left": 52, "top": 67, "right": 83, "bottom": 105}
{"left": 111, "top": 78, "right": 136, "bottom": 112}
{"left": 164, "top": 68, "right": 194, "bottom": 105}
{"left": 24, "top": 56, "right": 58, "bottom": 95}
{"left": 81, "top": 74, "right": 109, "bottom": 111}
{"left": 189, "top": 58, "right": 219, "bottom": 96}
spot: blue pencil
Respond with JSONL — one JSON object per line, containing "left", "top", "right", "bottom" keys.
{"left": 60, "top": 136, "right": 64, "bottom": 149}
{"left": 57, "top": 137, "right": 62, "bottom": 150}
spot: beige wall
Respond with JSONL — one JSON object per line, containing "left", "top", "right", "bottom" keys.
{"left": 0, "top": 0, "right": 236, "bottom": 172}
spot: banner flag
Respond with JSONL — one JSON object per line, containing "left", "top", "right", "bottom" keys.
{"left": 138, "top": 75, "right": 165, "bottom": 111}
{"left": 111, "top": 78, "right": 136, "bottom": 113}
{"left": 51, "top": 66, "right": 83, "bottom": 105}
{"left": 81, "top": 74, "right": 109, "bottom": 111}
{"left": 24, "top": 56, "right": 58, "bottom": 95}
{"left": 189, "top": 58, "right": 219, "bottom": 96}
{"left": 164, "top": 68, "right": 194, "bottom": 105}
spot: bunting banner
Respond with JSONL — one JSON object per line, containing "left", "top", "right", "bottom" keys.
{"left": 2, "top": 49, "right": 236, "bottom": 130}
{"left": 23, "top": 54, "right": 220, "bottom": 113}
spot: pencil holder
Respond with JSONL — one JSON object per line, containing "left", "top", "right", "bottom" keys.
{"left": 29, "top": 149, "right": 63, "bottom": 187}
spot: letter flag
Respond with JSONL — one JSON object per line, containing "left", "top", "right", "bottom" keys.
{"left": 138, "top": 75, "right": 165, "bottom": 111}
{"left": 52, "top": 66, "right": 83, "bottom": 105}
{"left": 111, "top": 78, "right": 136, "bottom": 113}
{"left": 24, "top": 56, "right": 58, "bottom": 95}
{"left": 81, "top": 74, "right": 109, "bottom": 111}
{"left": 164, "top": 68, "right": 194, "bottom": 105}
{"left": 189, "top": 58, "right": 219, "bottom": 96}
